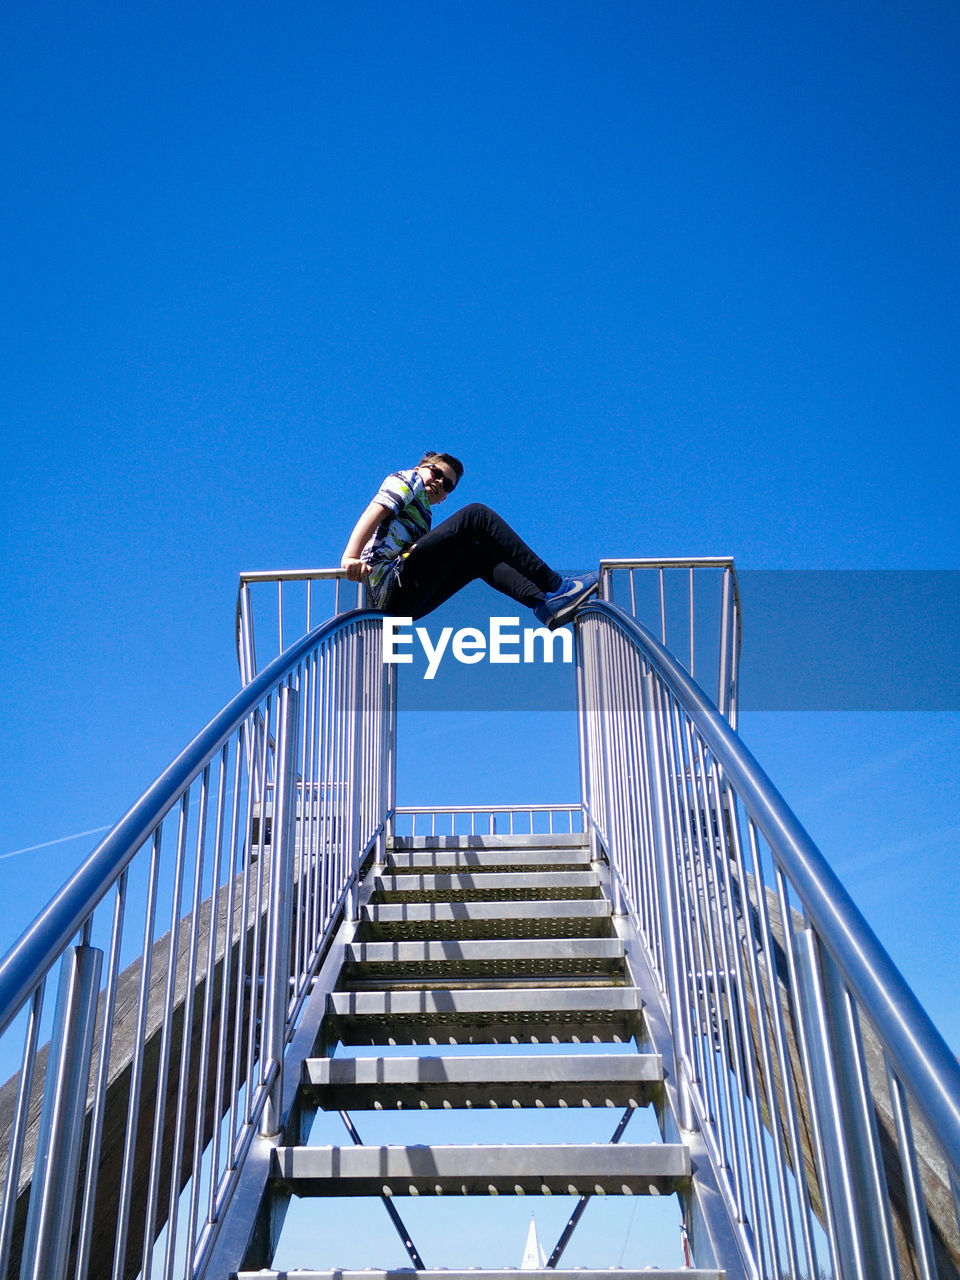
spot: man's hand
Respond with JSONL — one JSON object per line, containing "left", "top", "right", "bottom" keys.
{"left": 342, "top": 556, "right": 372, "bottom": 583}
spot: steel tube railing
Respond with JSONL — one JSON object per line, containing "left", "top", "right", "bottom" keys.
{"left": 577, "top": 597, "right": 960, "bottom": 1279}
{"left": 0, "top": 613, "right": 367, "bottom": 1035}
{"left": 235, "top": 568, "right": 365, "bottom": 685}
{"left": 581, "top": 598, "right": 960, "bottom": 1169}
{"left": 20, "top": 944, "right": 102, "bottom": 1280}
{"left": 0, "top": 606, "right": 393, "bottom": 1280}
{"left": 392, "top": 804, "right": 583, "bottom": 838}
{"left": 599, "top": 557, "right": 742, "bottom": 725}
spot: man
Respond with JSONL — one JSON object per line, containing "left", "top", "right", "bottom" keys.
{"left": 341, "top": 451, "right": 598, "bottom": 629}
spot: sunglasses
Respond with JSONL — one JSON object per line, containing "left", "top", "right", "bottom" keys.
{"left": 425, "top": 464, "right": 456, "bottom": 494}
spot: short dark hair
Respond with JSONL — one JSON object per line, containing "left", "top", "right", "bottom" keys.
{"left": 418, "top": 451, "right": 464, "bottom": 482}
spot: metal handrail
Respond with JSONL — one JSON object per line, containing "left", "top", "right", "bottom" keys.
{"left": 583, "top": 598, "right": 960, "bottom": 1162}
{"left": 0, "top": 608, "right": 368, "bottom": 1036}
{"left": 577, "top": 597, "right": 960, "bottom": 1279}
{"left": 0, "top": 604, "right": 395, "bottom": 1280}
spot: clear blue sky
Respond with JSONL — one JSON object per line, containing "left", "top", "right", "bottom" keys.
{"left": 1, "top": 0, "right": 958, "bottom": 1268}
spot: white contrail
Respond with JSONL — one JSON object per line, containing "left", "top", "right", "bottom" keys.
{"left": 0, "top": 826, "right": 112, "bottom": 862}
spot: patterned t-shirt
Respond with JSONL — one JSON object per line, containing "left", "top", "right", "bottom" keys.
{"left": 361, "top": 468, "right": 433, "bottom": 606}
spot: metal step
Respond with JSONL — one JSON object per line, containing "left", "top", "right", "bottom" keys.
{"left": 301, "top": 1051, "right": 662, "bottom": 1109}
{"left": 373, "top": 871, "right": 601, "bottom": 902}
{"left": 341, "top": 938, "right": 625, "bottom": 984}
{"left": 326, "top": 986, "right": 642, "bottom": 1045}
{"left": 235, "top": 1270, "right": 724, "bottom": 1280}
{"left": 385, "top": 848, "right": 593, "bottom": 872}
{"left": 270, "top": 1141, "right": 690, "bottom": 1196}
{"left": 360, "top": 899, "right": 613, "bottom": 941}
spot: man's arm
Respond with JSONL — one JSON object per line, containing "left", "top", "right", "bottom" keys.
{"left": 341, "top": 501, "right": 390, "bottom": 581}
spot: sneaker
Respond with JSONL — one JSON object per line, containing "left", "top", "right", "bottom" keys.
{"left": 533, "top": 571, "right": 600, "bottom": 631}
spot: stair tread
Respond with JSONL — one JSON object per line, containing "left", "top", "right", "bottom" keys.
{"left": 377, "top": 872, "right": 599, "bottom": 888}
{"left": 306, "top": 1052, "right": 660, "bottom": 1084}
{"left": 374, "top": 872, "right": 601, "bottom": 903}
{"left": 272, "top": 1142, "right": 691, "bottom": 1194}
{"left": 236, "top": 1270, "right": 723, "bottom": 1279}
{"left": 365, "top": 900, "right": 611, "bottom": 918}
{"left": 342, "top": 938, "right": 625, "bottom": 985}
{"left": 345, "top": 939, "right": 624, "bottom": 962}
{"left": 302, "top": 1052, "right": 662, "bottom": 1108}
{"left": 326, "top": 985, "right": 642, "bottom": 1046}
{"left": 330, "top": 987, "right": 640, "bottom": 1015}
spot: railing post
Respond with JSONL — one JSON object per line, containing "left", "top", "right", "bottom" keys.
{"left": 718, "top": 566, "right": 732, "bottom": 722}
{"left": 384, "top": 660, "right": 397, "bottom": 849}
{"left": 346, "top": 626, "right": 364, "bottom": 923}
{"left": 596, "top": 626, "right": 622, "bottom": 914}
{"left": 640, "top": 671, "right": 695, "bottom": 1131}
{"left": 21, "top": 944, "right": 103, "bottom": 1280}
{"left": 574, "top": 623, "right": 601, "bottom": 864}
{"left": 238, "top": 582, "right": 257, "bottom": 687}
{"left": 260, "top": 683, "right": 300, "bottom": 1138}
{"left": 578, "top": 619, "right": 621, "bottom": 909}
{"left": 795, "top": 929, "right": 899, "bottom": 1280}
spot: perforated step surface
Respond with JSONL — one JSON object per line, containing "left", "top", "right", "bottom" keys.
{"left": 301, "top": 1051, "right": 662, "bottom": 1109}
{"left": 341, "top": 938, "right": 626, "bottom": 985}
{"left": 326, "top": 986, "right": 642, "bottom": 1045}
{"left": 271, "top": 1141, "right": 690, "bottom": 1196}
{"left": 235, "top": 1269, "right": 724, "bottom": 1279}
{"left": 360, "top": 899, "right": 613, "bottom": 940}
{"left": 374, "top": 871, "right": 601, "bottom": 903}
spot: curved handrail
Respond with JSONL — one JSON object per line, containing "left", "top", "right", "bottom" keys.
{"left": 580, "top": 597, "right": 960, "bottom": 1179}
{"left": 0, "top": 607, "right": 375, "bottom": 1038}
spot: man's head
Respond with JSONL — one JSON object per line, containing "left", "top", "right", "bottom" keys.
{"left": 417, "top": 451, "right": 463, "bottom": 503}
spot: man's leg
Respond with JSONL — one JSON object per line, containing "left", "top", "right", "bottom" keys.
{"left": 386, "top": 503, "right": 562, "bottom": 620}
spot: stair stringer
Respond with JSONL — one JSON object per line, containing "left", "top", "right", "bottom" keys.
{"left": 611, "top": 906, "right": 751, "bottom": 1280}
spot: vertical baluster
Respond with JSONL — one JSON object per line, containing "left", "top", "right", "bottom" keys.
{"left": 0, "top": 981, "right": 46, "bottom": 1280}
{"left": 21, "top": 944, "right": 102, "bottom": 1280}
{"left": 111, "top": 827, "right": 162, "bottom": 1280}
{"left": 244, "top": 696, "right": 274, "bottom": 1124}
{"left": 184, "top": 748, "right": 229, "bottom": 1275}
{"left": 794, "top": 931, "right": 899, "bottom": 1280}
{"left": 140, "top": 792, "right": 192, "bottom": 1280}
{"left": 210, "top": 731, "right": 245, "bottom": 1221}
{"left": 162, "top": 766, "right": 213, "bottom": 1280}
{"left": 718, "top": 567, "right": 731, "bottom": 720}
{"left": 75, "top": 873, "right": 128, "bottom": 1280}
{"left": 884, "top": 1058, "right": 937, "bottom": 1280}
{"left": 741, "top": 816, "right": 822, "bottom": 1279}
{"left": 261, "top": 685, "right": 300, "bottom": 1137}
{"left": 688, "top": 567, "right": 695, "bottom": 678}
{"left": 640, "top": 670, "right": 694, "bottom": 1131}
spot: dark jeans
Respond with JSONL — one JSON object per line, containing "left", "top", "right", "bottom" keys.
{"left": 381, "top": 503, "right": 562, "bottom": 621}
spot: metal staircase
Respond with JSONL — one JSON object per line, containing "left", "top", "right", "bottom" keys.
{"left": 1, "top": 559, "right": 959, "bottom": 1280}
{"left": 225, "top": 827, "right": 717, "bottom": 1278}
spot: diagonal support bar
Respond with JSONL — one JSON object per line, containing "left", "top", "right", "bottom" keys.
{"left": 545, "top": 1106, "right": 634, "bottom": 1268}
{"left": 338, "top": 1111, "right": 425, "bottom": 1269}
